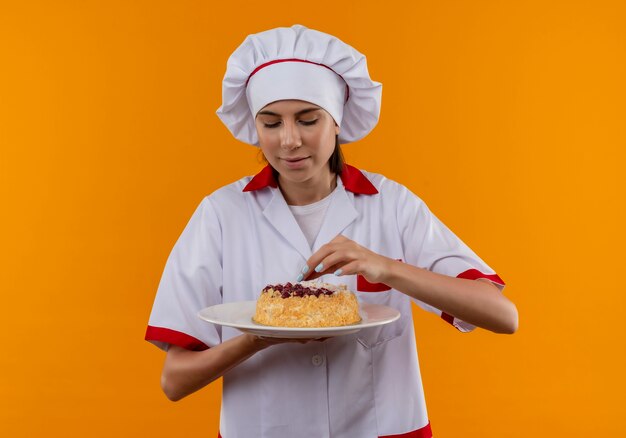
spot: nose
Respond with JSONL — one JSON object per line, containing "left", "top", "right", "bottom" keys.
{"left": 280, "top": 121, "right": 302, "bottom": 150}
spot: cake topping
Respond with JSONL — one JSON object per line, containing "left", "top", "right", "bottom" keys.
{"left": 262, "top": 282, "right": 344, "bottom": 299}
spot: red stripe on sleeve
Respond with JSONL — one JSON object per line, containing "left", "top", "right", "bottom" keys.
{"left": 441, "top": 269, "right": 505, "bottom": 327}
{"left": 441, "top": 312, "right": 455, "bottom": 325}
{"left": 456, "top": 268, "right": 505, "bottom": 286}
{"left": 379, "top": 422, "right": 433, "bottom": 438}
{"left": 145, "top": 326, "right": 209, "bottom": 351}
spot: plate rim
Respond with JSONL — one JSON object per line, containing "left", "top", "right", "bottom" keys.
{"left": 197, "top": 300, "right": 400, "bottom": 333}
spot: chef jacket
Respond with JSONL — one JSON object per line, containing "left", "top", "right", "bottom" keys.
{"left": 146, "top": 164, "right": 505, "bottom": 438}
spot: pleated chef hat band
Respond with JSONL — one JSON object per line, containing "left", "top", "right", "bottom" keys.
{"left": 217, "top": 24, "right": 382, "bottom": 145}
{"left": 246, "top": 59, "right": 347, "bottom": 126}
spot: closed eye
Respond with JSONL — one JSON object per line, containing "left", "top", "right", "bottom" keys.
{"left": 263, "top": 122, "right": 281, "bottom": 128}
{"left": 300, "top": 119, "right": 318, "bottom": 126}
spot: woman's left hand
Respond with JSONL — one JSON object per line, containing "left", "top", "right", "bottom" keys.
{"left": 300, "top": 235, "right": 391, "bottom": 284}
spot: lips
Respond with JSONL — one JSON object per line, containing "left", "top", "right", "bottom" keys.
{"left": 281, "top": 156, "right": 310, "bottom": 169}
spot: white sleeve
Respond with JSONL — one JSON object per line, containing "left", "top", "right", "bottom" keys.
{"left": 145, "top": 197, "right": 223, "bottom": 350}
{"left": 396, "top": 185, "right": 505, "bottom": 332}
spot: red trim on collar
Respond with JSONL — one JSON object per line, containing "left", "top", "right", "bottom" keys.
{"left": 242, "top": 165, "right": 278, "bottom": 191}
{"left": 341, "top": 164, "right": 379, "bottom": 195}
{"left": 242, "top": 164, "right": 378, "bottom": 195}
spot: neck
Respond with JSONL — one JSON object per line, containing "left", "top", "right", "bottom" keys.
{"left": 278, "top": 169, "right": 337, "bottom": 206}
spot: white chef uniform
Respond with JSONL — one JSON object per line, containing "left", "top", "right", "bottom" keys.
{"left": 145, "top": 163, "right": 505, "bottom": 438}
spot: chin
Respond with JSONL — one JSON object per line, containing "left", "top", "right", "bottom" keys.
{"left": 280, "top": 171, "right": 312, "bottom": 183}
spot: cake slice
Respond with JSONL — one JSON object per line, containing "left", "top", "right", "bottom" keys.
{"left": 252, "top": 281, "right": 361, "bottom": 327}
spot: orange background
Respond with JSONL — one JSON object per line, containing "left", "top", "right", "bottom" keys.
{"left": 1, "top": 1, "right": 625, "bottom": 437}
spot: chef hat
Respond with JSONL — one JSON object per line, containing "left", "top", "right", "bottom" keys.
{"left": 216, "top": 24, "right": 382, "bottom": 145}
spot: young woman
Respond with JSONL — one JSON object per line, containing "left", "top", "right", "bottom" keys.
{"left": 146, "top": 25, "right": 518, "bottom": 438}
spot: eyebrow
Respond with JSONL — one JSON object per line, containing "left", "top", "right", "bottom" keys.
{"left": 257, "top": 107, "right": 321, "bottom": 117}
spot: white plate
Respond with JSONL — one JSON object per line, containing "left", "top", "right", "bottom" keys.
{"left": 197, "top": 300, "right": 400, "bottom": 338}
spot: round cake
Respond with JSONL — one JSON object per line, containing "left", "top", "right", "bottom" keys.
{"left": 252, "top": 281, "right": 361, "bottom": 327}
